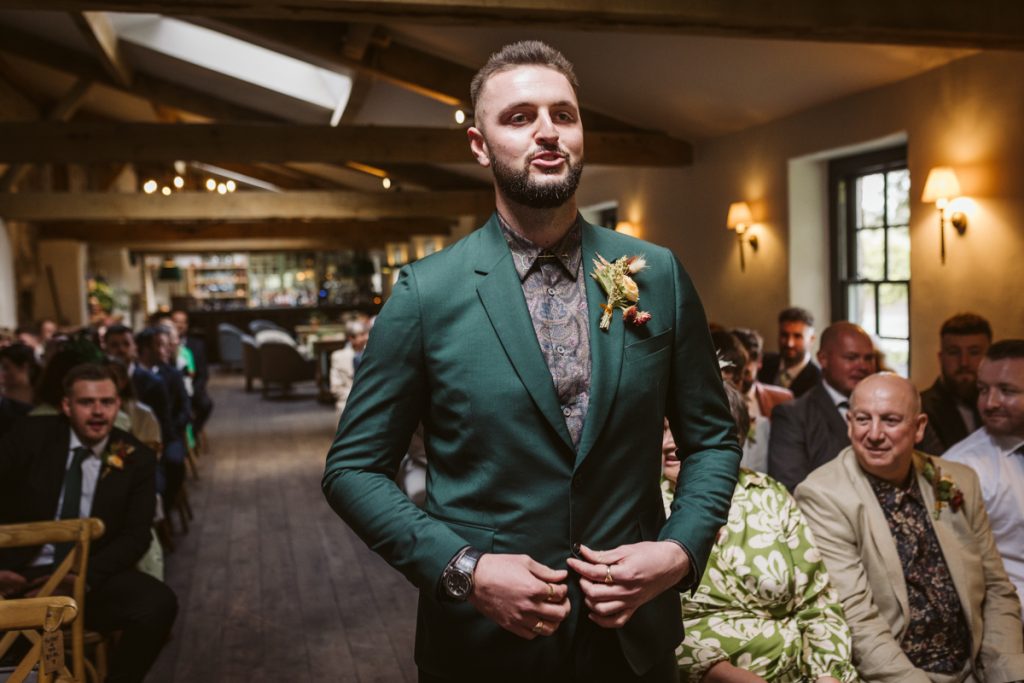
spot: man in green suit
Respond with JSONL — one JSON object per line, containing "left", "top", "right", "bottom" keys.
{"left": 322, "top": 41, "right": 740, "bottom": 682}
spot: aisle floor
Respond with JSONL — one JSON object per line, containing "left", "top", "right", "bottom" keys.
{"left": 148, "top": 373, "right": 418, "bottom": 683}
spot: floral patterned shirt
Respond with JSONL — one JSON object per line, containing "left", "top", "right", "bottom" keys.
{"left": 663, "top": 470, "right": 858, "bottom": 682}
{"left": 867, "top": 473, "right": 971, "bottom": 674}
{"left": 499, "top": 215, "right": 590, "bottom": 447}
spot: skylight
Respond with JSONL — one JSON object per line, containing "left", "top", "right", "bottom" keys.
{"left": 107, "top": 13, "right": 352, "bottom": 115}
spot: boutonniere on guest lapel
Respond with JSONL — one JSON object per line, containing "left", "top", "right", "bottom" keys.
{"left": 591, "top": 253, "right": 652, "bottom": 330}
{"left": 922, "top": 459, "right": 964, "bottom": 519}
{"left": 101, "top": 440, "right": 134, "bottom": 479}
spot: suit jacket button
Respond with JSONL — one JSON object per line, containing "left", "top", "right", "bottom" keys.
{"left": 571, "top": 542, "right": 581, "bottom": 555}
{"left": 572, "top": 475, "right": 582, "bottom": 490}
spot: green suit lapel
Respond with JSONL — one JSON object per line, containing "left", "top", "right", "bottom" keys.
{"left": 474, "top": 216, "right": 575, "bottom": 452}
{"left": 575, "top": 223, "right": 625, "bottom": 469}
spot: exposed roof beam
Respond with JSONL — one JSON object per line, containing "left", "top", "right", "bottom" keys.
{"left": 0, "top": 79, "right": 93, "bottom": 192}
{"left": 36, "top": 218, "right": 450, "bottom": 244}
{"left": 0, "top": 25, "right": 281, "bottom": 122}
{"left": 5, "top": 1, "right": 1023, "bottom": 49}
{"left": 0, "top": 190, "right": 494, "bottom": 221}
{"left": 199, "top": 19, "right": 635, "bottom": 130}
{"left": 72, "top": 11, "right": 133, "bottom": 87}
{"left": 0, "top": 70, "right": 40, "bottom": 122}
{"left": 0, "top": 122, "right": 693, "bottom": 166}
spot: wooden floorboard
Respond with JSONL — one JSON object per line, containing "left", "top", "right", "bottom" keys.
{"left": 148, "top": 373, "right": 418, "bottom": 683}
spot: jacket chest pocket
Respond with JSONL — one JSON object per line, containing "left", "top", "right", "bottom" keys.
{"left": 623, "top": 330, "right": 671, "bottom": 366}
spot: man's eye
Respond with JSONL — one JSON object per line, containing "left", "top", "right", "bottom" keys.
{"left": 555, "top": 111, "right": 575, "bottom": 122}
{"left": 508, "top": 113, "right": 528, "bottom": 124}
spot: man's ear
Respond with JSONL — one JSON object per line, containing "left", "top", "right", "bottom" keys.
{"left": 914, "top": 412, "right": 929, "bottom": 443}
{"left": 61, "top": 396, "right": 71, "bottom": 418}
{"left": 467, "top": 127, "right": 491, "bottom": 168}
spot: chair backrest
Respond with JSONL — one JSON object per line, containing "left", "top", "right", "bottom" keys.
{"left": 258, "top": 342, "right": 313, "bottom": 383}
{"left": 0, "top": 596, "right": 79, "bottom": 683}
{"left": 255, "top": 329, "right": 295, "bottom": 348}
{"left": 0, "top": 519, "right": 105, "bottom": 683}
{"left": 249, "top": 319, "right": 288, "bottom": 336}
{"left": 217, "top": 323, "right": 244, "bottom": 365}
{"left": 241, "top": 335, "right": 261, "bottom": 377}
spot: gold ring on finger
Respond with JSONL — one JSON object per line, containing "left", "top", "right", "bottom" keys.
{"left": 545, "top": 583, "right": 555, "bottom": 603}
{"left": 604, "top": 564, "right": 614, "bottom": 585}
{"left": 532, "top": 620, "right": 546, "bottom": 635}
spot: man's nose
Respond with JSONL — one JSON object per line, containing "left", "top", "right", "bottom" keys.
{"left": 982, "top": 390, "right": 1002, "bottom": 410}
{"left": 535, "top": 111, "right": 559, "bottom": 140}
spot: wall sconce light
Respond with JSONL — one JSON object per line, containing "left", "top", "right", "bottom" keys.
{"left": 726, "top": 201, "right": 759, "bottom": 272}
{"left": 615, "top": 220, "right": 639, "bottom": 238}
{"left": 921, "top": 166, "right": 968, "bottom": 264}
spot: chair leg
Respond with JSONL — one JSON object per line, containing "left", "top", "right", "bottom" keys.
{"left": 185, "top": 447, "right": 200, "bottom": 480}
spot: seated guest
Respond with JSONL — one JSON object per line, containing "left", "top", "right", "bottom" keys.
{"left": 945, "top": 339, "right": 1024, "bottom": 618}
{"left": 921, "top": 313, "right": 992, "bottom": 453}
{"left": 732, "top": 327, "right": 793, "bottom": 422}
{"left": 104, "top": 324, "right": 174, "bottom": 450}
{"left": 106, "top": 358, "right": 162, "bottom": 453}
{"left": 768, "top": 322, "right": 876, "bottom": 491}
{"left": 329, "top": 320, "right": 369, "bottom": 415}
{"left": 0, "top": 342, "right": 40, "bottom": 405}
{"left": 712, "top": 330, "right": 769, "bottom": 472}
{"left": 0, "top": 363, "right": 177, "bottom": 683}
{"left": 758, "top": 307, "right": 821, "bottom": 398}
{"left": 664, "top": 385, "right": 856, "bottom": 683}
{"left": 796, "top": 374, "right": 1024, "bottom": 683}
{"left": 30, "top": 341, "right": 105, "bottom": 415}
{"left": 171, "top": 309, "right": 214, "bottom": 434}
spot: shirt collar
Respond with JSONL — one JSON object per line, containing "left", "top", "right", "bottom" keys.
{"left": 781, "top": 352, "right": 811, "bottom": 381}
{"left": 867, "top": 468, "right": 924, "bottom": 506}
{"left": 69, "top": 430, "right": 109, "bottom": 460}
{"left": 822, "top": 380, "right": 850, "bottom": 408}
{"left": 498, "top": 213, "right": 582, "bottom": 282}
{"left": 989, "top": 431, "right": 1024, "bottom": 457}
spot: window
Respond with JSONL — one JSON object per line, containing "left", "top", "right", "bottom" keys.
{"left": 830, "top": 146, "right": 911, "bottom": 376}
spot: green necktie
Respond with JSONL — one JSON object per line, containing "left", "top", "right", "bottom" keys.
{"left": 53, "top": 446, "right": 91, "bottom": 566}
{"left": 60, "top": 446, "right": 92, "bottom": 520}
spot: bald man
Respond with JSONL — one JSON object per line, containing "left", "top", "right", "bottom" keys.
{"left": 796, "top": 374, "right": 1024, "bottom": 683}
{"left": 767, "top": 322, "right": 877, "bottom": 491}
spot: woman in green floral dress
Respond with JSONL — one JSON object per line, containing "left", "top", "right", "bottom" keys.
{"left": 662, "top": 388, "right": 859, "bottom": 683}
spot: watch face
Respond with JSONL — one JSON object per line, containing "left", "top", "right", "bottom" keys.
{"left": 444, "top": 571, "right": 472, "bottom": 599}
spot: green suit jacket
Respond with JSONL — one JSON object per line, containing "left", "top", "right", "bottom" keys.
{"left": 322, "top": 215, "right": 740, "bottom": 677}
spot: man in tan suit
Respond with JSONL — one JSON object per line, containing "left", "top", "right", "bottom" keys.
{"left": 796, "top": 374, "right": 1024, "bottom": 683}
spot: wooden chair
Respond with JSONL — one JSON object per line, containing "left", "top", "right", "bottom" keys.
{"left": 0, "top": 596, "right": 79, "bottom": 683}
{"left": 0, "top": 519, "right": 105, "bottom": 683}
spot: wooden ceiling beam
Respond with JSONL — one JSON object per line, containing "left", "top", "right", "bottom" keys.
{"left": 0, "top": 190, "right": 494, "bottom": 221}
{"left": 0, "top": 122, "right": 692, "bottom": 166}
{"left": 6, "top": 1, "right": 1022, "bottom": 50}
{"left": 0, "top": 25, "right": 280, "bottom": 122}
{"left": 36, "top": 218, "right": 450, "bottom": 243}
{"left": 72, "top": 11, "right": 133, "bottom": 88}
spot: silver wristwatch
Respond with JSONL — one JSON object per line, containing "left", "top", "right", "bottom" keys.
{"left": 441, "top": 546, "right": 483, "bottom": 601}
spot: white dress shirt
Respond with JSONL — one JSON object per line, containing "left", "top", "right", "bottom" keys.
{"left": 33, "top": 432, "right": 108, "bottom": 567}
{"left": 822, "top": 381, "right": 851, "bottom": 419}
{"left": 944, "top": 427, "right": 1024, "bottom": 618}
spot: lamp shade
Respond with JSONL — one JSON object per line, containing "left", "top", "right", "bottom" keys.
{"left": 921, "top": 167, "right": 961, "bottom": 203}
{"left": 726, "top": 201, "right": 753, "bottom": 229}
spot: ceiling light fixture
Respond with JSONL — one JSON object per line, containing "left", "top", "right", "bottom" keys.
{"left": 143, "top": 179, "right": 158, "bottom": 194}
{"left": 173, "top": 175, "right": 185, "bottom": 189}
{"left": 161, "top": 186, "right": 172, "bottom": 196}
{"left": 205, "top": 178, "right": 217, "bottom": 191}
{"left": 454, "top": 109, "right": 466, "bottom": 125}
{"left": 382, "top": 177, "right": 392, "bottom": 190}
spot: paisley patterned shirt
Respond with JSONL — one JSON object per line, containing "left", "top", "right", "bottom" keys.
{"left": 499, "top": 215, "right": 590, "bottom": 447}
{"left": 867, "top": 472, "right": 971, "bottom": 674}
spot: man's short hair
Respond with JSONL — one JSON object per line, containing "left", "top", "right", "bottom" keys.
{"left": 778, "top": 307, "right": 814, "bottom": 327}
{"left": 103, "top": 324, "right": 133, "bottom": 342}
{"left": 62, "top": 362, "right": 117, "bottom": 397}
{"left": 731, "top": 327, "right": 763, "bottom": 362}
{"left": 940, "top": 313, "right": 992, "bottom": 340}
{"left": 135, "top": 326, "right": 167, "bottom": 352}
{"left": 470, "top": 41, "right": 579, "bottom": 111}
{"left": 345, "top": 320, "right": 367, "bottom": 338}
{"left": 985, "top": 339, "right": 1024, "bottom": 362}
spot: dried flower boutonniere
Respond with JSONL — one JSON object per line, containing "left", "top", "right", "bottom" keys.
{"left": 591, "top": 253, "right": 652, "bottom": 330}
{"left": 101, "top": 440, "right": 134, "bottom": 478}
{"left": 921, "top": 459, "right": 964, "bottom": 520}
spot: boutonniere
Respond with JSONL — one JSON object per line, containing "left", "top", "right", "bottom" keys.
{"left": 591, "top": 253, "right": 652, "bottom": 330}
{"left": 101, "top": 440, "right": 134, "bottom": 478}
{"left": 921, "top": 459, "right": 964, "bottom": 519}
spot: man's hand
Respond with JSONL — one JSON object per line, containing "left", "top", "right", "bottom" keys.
{"left": 566, "top": 542, "right": 690, "bottom": 629}
{"left": 468, "top": 554, "right": 570, "bottom": 640}
{"left": 0, "top": 570, "right": 28, "bottom": 598}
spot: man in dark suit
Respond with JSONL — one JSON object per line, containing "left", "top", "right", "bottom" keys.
{"left": 768, "top": 321, "right": 876, "bottom": 491}
{"left": 0, "top": 363, "right": 177, "bottom": 683}
{"left": 921, "top": 313, "right": 992, "bottom": 453}
{"left": 172, "top": 309, "right": 214, "bottom": 433}
{"left": 323, "top": 41, "right": 740, "bottom": 682}
{"left": 104, "top": 324, "right": 174, "bottom": 451}
{"left": 758, "top": 307, "right": 822, "bottom": 398}
{"left": 136, "top": 327, "right": 190, "bottom": 513}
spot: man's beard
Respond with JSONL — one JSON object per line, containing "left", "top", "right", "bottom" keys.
{"left": 489, "top": 148, "right": 584, "bottom": 209}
